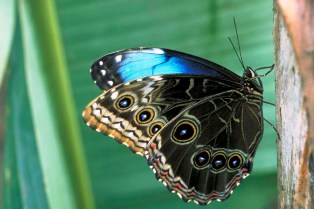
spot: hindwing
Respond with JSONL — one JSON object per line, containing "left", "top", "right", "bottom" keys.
{"left": 146, "top": 90, "right": 263, "bottom": 204}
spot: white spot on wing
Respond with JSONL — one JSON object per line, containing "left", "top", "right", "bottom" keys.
{"left": 127, "top": 132, "right": 135, "bottom": 138}
{"left": 136, "top": 152, "right": 143, "bottom": 156}
{"left": 115, "top": 55, "right": 122, "bottom": 62}
{"left": 141, "top": 98, "right": 148, "bottom": 103}
{"left": 131, "top": 105, "right": 138, "bottom": 111}
{"left": 99, "top": 60, "right": 104, "bottom": 66}
{"left": 101, "top": 117, "right": 110, "bottom": 124}
{"left": 177, "top": 193, "right": 182, "bottom": 199}
{"left": 112, "top": 123, "right": 121, "bottom": 129}
{"left": 123, "top": 142, "right": 129, "bottom": 147}
{"left": 107, "top": 80, "right": 114, "bottom": 86}
{"left": 93, "top": 109, "right": 101, "bottom": 116}
{"left": 100, "top": 69, "right": 106, "bottom": 76}
{"left": 243, "top": 173, "right": 250, "bottom": 179}
{"left": 144, "top": 48, "right": 165, "bottom": 54}
{"left": 111, "top": 91, "right": 119, "bottom": 100}
{"left": 152, "top": 76, "right": 163, "bottom": 81}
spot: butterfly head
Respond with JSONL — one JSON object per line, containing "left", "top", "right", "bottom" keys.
{"left": 243, "top": 67, "right": 256, "bottom": 78}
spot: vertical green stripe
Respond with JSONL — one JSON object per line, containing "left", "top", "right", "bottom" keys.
{"left": 0, "top": 0, "right": 15, "bottom": 88}
{"left": 18, "top": 0, "right": 95, "bottom": 208}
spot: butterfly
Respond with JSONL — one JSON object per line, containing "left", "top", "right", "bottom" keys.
{"left": 82, "top": 46, "right": 274, "bottom": 205}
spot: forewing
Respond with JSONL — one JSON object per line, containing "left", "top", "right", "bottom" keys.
{"left": 82, "top": 74, "right": 242, "bottom": 156}
{"left": 90, "top": 47, "right": 240, "bottom": 90}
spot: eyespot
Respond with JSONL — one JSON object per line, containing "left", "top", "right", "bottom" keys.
{"left": 149, "top": 121, "right": 164, "bottom": 136}
{"left": 115, "top": 95, "right": 135, "bottom": 111}
{"left": 136, "top": 108, "right": 155, "bottom": 124}
{"left": 227, "top": 153, "right": 243, "bottom": 170}
{"left": 193, "top": 149, "right": 211, "bottom": 169}
{"left": 172, "top": 120, "right": 197, "bottom": 144}
{"left": 211, "top": 152, "right": 227, "bottom": 172}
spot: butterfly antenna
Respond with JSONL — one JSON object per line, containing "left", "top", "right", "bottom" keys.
{"left": 234, "top": 18, "right": 246, "bottom": 68}
{"left": 228, "top": 18, "right": 246, "bottom": 70}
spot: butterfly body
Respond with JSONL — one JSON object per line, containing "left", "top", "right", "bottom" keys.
{"left": 83, "top": 47, "right": 265, "bottom": 205}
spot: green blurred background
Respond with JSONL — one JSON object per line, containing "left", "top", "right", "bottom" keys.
{"left": 1, "top": 0, "right": 277, "bottom": 209}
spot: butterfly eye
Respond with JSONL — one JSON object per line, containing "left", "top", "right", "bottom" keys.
{"left": 149, "top": 121, "right": 164, "bottom": 136}
{"left": 227, "top": 153, "right": 243, "bottom": 170}
{"left": 193, "top": 150, "right": 211, "bottom": 169}
{"left": 211, "top": 152, "right": 227, "bottom": 172}
{"left": 115, "top": 95, "right": 135, "bottom": 111}
{"left": 172, "top": 120, "right": 198, "bottom": 144}
{"left": 136, "top": 108, "right": 155, "bottom": 124}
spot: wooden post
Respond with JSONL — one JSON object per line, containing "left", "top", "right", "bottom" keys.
{"left": 274, "top": 0, "right": 314, "bottom": 208}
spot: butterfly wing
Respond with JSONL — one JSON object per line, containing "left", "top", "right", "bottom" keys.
{"left": 90, "top": 47, "right": 241, "bottom": 91}
{"left": 146, "top": 88, "right": 264, "bottom": 204}
{"left": 84, "top": 47, "right": 266, "bottom": 204}
{"left": 82, "top": 74, "right": 244, "bottom": 156}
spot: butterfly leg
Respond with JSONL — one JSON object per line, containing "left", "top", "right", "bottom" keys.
{"left": 254, "top": 64, "right": 275, "bottom": 77}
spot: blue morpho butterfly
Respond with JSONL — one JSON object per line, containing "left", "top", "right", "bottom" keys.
{"left": 82, "top": 33, "right": 274, "bottom": 205}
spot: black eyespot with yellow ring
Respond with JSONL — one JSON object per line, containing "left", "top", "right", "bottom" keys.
{"left": 227, "top": 153, "right": 243, "bottom": 170}
{"left": 211, "top": 152, "right": 227, "bottom": 172}
{"left": 148, "top": 121, "right": 164, "bottom": 136}
{"left": 172, "top": 120, "right": 197, "bottom": 144}
{"left": 115, "top": 95, "right": 135, "bottom": 111}
{"left": 136, "top": 108, "right": 155, "bottom": 124}
{"left": 193, "top": 149, "right": 211, "bottom": 169}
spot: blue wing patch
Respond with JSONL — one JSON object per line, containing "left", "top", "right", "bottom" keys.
{"left": 90, "top": 47, "right": 240, "bottom": 90}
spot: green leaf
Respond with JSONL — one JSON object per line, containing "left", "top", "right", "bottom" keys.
{"left": 3, "top": 23, "right": 48, "bottom": 208}
{"left": 0, "top": 0, "right": 15, "bottom": 88}
{"left": 12, "top": 0, "right": 95, "bottom": 208}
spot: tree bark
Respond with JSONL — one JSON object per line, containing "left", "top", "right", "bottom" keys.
{"left": 274, "top": 0, "right": 314, "bottom": 208}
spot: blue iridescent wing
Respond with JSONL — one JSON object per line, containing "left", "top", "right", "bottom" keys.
{"left": 90, "top": 47, "right": 241, "bottom": 90}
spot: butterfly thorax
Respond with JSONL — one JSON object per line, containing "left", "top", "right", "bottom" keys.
{"left": 241, "top": 67, "right": 263, "bottom": 96}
